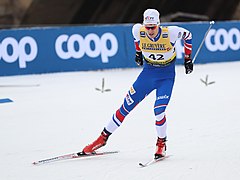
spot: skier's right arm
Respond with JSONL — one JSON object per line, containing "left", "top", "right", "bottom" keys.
{"left": 132, "top": 23, "right": 143, "bottom": 66}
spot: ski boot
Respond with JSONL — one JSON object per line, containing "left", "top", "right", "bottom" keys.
{"left": 82, "top": 128, "right": 111, "bottom": 154}
{"left": 154, "top": 137, "right": 167, "bottom": 159}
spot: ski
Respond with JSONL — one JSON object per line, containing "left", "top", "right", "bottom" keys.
{"left": 139, "top": 155, "right": 171, "bottom": 168}
{"left": 32, "top": 151, "right": 119, "bottom": 165}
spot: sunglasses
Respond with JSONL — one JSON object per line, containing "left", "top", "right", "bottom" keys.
{"left": 145, "top": 26, "right": 157, "bottom": 30}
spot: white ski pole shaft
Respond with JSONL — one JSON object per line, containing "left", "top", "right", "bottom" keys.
{"left": 192, "top": 21, "right": 215, "bottom": 63}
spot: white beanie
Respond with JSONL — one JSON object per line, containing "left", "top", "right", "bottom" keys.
{"left": 143, "top": 9, "right": 160, "bottom": 25}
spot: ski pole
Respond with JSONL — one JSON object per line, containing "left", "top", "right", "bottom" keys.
{"left": 192, "top": 21, "right": 215, "bottom": 63}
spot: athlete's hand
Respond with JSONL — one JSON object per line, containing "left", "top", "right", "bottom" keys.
{"left": 135, "top": 51, "right": 143, "bottom": 66}
{"left": 184, "top": 54, "right": 193, "bottom": 74}
{"left": 184, "top": 59, "right": 193, "bottom": 74}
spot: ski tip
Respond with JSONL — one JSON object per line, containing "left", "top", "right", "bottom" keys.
{"left": 139, "top": 154, "right": 172, "bottom": 168}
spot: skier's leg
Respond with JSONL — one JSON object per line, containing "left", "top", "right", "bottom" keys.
{"left": 154, "top": 78, "right": 175, "bottom": 158}
{"left": 154, "top": 78, "right": 175, "bottom": 138}
{"left": 105, "top": 73, "right": 154, "bottom": 133}
{"left": 83, "top": 71, "right": 154, "bottom": 153}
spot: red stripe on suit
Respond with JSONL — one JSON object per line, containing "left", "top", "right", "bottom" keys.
{"left": 116, "top": 109, "right": 125, "bottom": 122}
{"left": 156, "top": 116, "right": 166, "bottom": 126}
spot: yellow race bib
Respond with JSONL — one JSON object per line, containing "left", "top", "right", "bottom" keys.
{"left": 139, "top": 26, "right": 176, "bottom": 66}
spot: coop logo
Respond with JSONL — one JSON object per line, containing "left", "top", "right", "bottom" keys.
{"left": 205, "top": 28, "right": 240, "bottom": 52}
{"left": 55, "top": 33, "right": 118, "bottom": 63}
{"left": 0, "top": 36, "right": 38, "bottom": 68}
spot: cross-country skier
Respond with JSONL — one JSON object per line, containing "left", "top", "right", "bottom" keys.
{"left": 82, "top": 8, "right": 193, "bottom": 159}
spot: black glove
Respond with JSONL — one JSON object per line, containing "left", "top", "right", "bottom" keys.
{"left": 184, "top": 54, "right": 193, "bottom": 74}
{"left": 135, "top": 51, "right": 143, "bottom": 66}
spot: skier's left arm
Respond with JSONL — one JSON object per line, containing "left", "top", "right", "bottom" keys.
{"left": 169, "top": 26, "right": 193, "bottom": 74}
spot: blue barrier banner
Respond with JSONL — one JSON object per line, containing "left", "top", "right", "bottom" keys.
{"left": 0, "top": 21, "right": 240, "bottom": 76}
{"left": 0, "top": 98, "right": 13, "bottom": 104}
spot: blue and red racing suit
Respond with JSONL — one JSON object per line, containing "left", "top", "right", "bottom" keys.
{"left": 105, "top": 24, "right": 192, "bottom": 138}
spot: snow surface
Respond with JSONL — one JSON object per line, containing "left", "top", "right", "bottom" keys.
{"left": 1, "top": 61, "right": 240, "bottom": 180}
